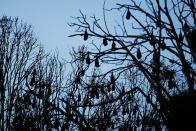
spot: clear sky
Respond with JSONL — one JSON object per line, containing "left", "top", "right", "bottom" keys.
{"left": 0, "top": 0, "right": 104, "bottom": 59}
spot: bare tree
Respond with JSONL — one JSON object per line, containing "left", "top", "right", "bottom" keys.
{"left": 0, "top": 16, "right": 67, "bottom": 131}
{"left": 67, "top": 0, "right": 196, "bottom": 130}
{"left": 0, "top": 16, "right": 41, "bottom": 130}
{"left": 12, "top": 50, "right": 65, "bottom": 130}
{"left": 4, "top": 0, "right": 194, "bottom": 130}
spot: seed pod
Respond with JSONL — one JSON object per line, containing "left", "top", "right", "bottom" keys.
{"left": 137, "top": 48, "right": 142, "bottom": 59}
{"left": 86, "top": 54, "right": 90, "bottom": 64}
{"left": 95, "top": 57, "right": 99, "bottom": 67}
{"left": 84, "top": 29, "right": 88, "bottom": 41}
{"left": 112, "top": 40, "right": 116, "bottom": 51}
{"left": 103, "top": 37, "right": 108, "bottom": 46}
{"left": 126, "top": 8, "right": 131, "bottom": 20}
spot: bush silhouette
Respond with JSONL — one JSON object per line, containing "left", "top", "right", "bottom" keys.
{"left": 167, "top": 90, "right": 196, "bottom": 130}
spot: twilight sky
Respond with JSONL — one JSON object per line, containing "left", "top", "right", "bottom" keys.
{"left": 0, "top": 0, "right": 104, "bottom": 58}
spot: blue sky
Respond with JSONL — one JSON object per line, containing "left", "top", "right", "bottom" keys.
{"left": 0, "top": 0, "right": 104, "bottom": 58}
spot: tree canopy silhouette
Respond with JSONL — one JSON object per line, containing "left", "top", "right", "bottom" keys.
{"left": 67, "top": 0, "right": 196, "bottom": 130}
{"left": 0, "top": 16, "right": 41, "bottom": 130}
{"left": 1, "top": 0, "right": 196, "bottom": 130}
{"left": 0, "top": 16, "right": 64, "bottom": 130}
